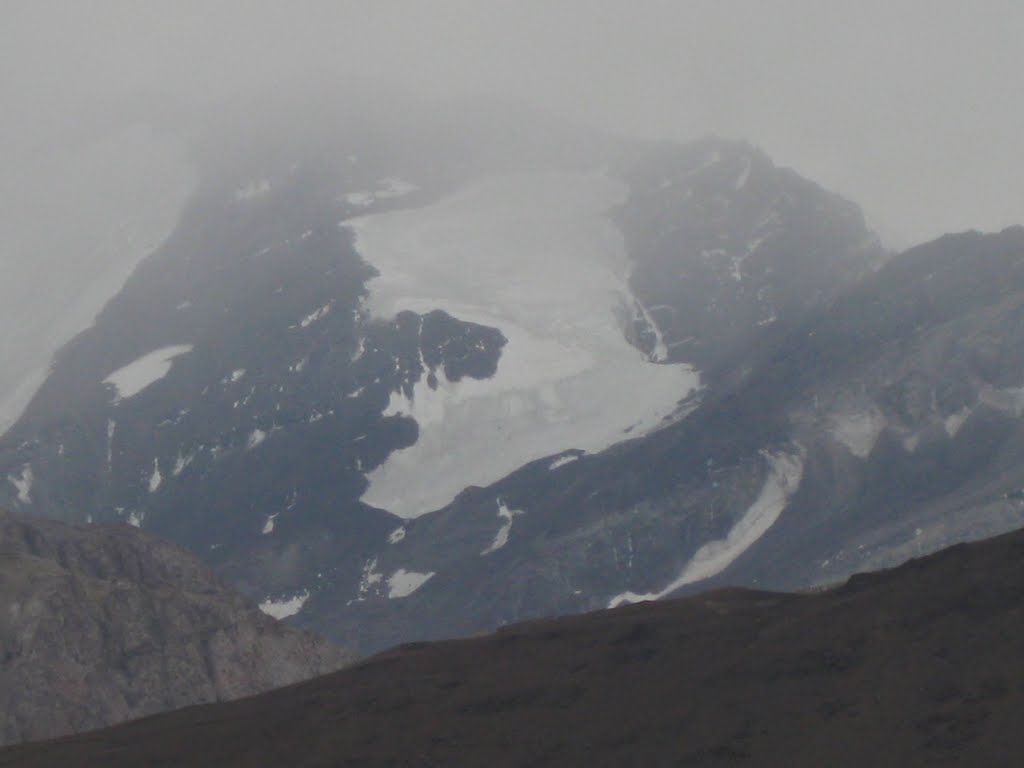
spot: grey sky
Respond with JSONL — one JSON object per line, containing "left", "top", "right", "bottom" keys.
{"left": 4, "top": 0, "right": 1022, "bottom": 247}
{"left": 1, "top": 0, "right": 1022, "bottom": 433}
{"left": 6, "top": 0, "right": 1024, "bottom": 246}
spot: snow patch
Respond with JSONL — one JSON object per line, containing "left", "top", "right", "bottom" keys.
{"left": 261, "top": 513, "right": 279, "bottom": 534}
{"left": 728, "top": 237, "right": 766, "bottom": 283}
{"left": 103, "top": 345, "right": 193, "bottom": 400}
{"left": 352, "top": 172, "right": 701, "bottom": 518}
{"left": 388, "top": 526, "right": 407, "bottom": 544}
{"left": 609, "top": 447, "right": 805, "bottom": 608}
{"left": 258, "top": 591, "right": 309, "bottom": 619}
{"left": 8, "top": 464, "right": 33, "bottom": 504}
{"left": 830, "top": 407, "right": 886, "bottom": 458}
{"left": 148, "top": 459, "right": 162, "bottom": 492}
{"left": 944, "top": 406, "right": 972, "bottom": 437}
{"left": 228, "top": 368, "right": 246, "bottom": 383}
{"left": 387, "top": 569, "right": 435, "bottom": 598}
{"left": 359, "top": 558, "right": 383, "bottom": 592}
{"left": 481, "top": 499, "right": 524, "bottom": 555}
{"left": 127, "top": 511, "right": 143, "bottom": 528}
{"left": 106, "top": 419, "right": 116, "bottom": 469}
{"left": 298, "top": 303, "right": 331, "bottom": 329}
{"left": 172, "top": 452, "right": 194, "bottom": 476}
{"left": 735, "top": 158, "right": 752, "bottom": 190}
{"left": 247, "top": 428, "right": 267, "bottom": 449}
{"left": 351, "top": 337, "right": 367, "bottom": 362}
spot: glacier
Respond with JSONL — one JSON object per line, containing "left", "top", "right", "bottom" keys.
{"left": 347, "top": 171, "right": 700, "bottom": 519}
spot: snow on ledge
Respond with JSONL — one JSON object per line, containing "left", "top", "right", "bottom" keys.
{"left": 259, "top": 590, "right": 310, "bottom": 619}
{"left": 388, "top": 526, "right": 407, "bottom": 544}
{"left": 148, "top": 458, "right": 162, "bottom": 492}
{"left": 548, "top": 453, "right": 580, "bottom": 471}
{"left": 387, "top": 569, "right": 435, "bottom": 599}
{"left": 608, "top": 446, "right": 805, "bottom": 608}
{"left": 481, "top": 499, "right": 524, "bottom": 555}
{"left": 735, "top": 158, "right": 752, "bottom": 190}
{"left": 7, "top": 464, "right": 33, "bottom": 504}
{"left": 298, "top": 303, "right": 331, "bottom": 329}
{"left": 103, "top": 345, "right": 193, "bottom": 400}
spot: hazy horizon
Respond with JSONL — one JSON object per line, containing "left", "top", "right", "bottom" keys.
{"left": 2, "top": 1, "right": 1022, "bottom": 430}
{"left": 4, "top": 0, "right": 1023, "bottom": 248}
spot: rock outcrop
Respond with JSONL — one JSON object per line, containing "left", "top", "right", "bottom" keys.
{"left": 0, "top": 508, "right": 353, "bottom": 746}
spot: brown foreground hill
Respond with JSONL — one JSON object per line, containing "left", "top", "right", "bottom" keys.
{"left": 0, "top": 509, "right": 353, "bottom": 746}
{"left": 4, "top": 523, "right": 1024, "bottom": 766}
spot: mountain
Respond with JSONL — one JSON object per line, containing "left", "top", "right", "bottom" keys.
{"left": 0, "top": 507, "right": 352, "bottom": 746}
{"left": 312, "top": 224, "right": 1024, "bottom": 653}
{"left": 665, "top": 225, "right": 1024, "bottom": 593}
{"left": 4, "top": 526, "right": 1024, "bottom": 767}
{"left": 0, "top": 92, "right": 887, "bottom": 652}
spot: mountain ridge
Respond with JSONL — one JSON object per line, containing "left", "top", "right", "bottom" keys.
{"left": 8, "top": 96, "right": 1019, "bottom": 657}
{"left": 3, "top": 523, "right": 1023, "bottom": 766}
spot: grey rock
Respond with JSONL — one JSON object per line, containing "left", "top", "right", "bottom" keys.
{"left": 0, "top": 508, "right": 353, "bottom": 746}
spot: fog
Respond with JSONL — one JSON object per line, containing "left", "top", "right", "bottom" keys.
{"left": 2, "top": 0, "right": 1022, "bottom": 428}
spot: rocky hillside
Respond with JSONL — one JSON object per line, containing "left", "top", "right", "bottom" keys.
{"left": 4, "top": 525, "right": 1024, "bottom": 767}
{"left": 0, "top": 508, "right": 353, "bottom": 746}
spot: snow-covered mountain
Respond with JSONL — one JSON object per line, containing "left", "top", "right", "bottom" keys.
{"left": 22, "top": 91, "right": 1024, "bottom": 655}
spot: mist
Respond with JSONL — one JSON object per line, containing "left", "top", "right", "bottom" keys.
{"left": 2, "top": 0, "right": 1022, "bottom": 429}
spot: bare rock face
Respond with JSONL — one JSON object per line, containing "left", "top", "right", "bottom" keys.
{"left": 0, "top": 508, "right": 353, "bottom": 746}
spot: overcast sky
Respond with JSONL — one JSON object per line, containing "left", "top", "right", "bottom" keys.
{"left": 0, "top": 0, "right": 1021, "bottom": 433}
{"left": 4, "top": 0, "right": 1023, "bottom": 248}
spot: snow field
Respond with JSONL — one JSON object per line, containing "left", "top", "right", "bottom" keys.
{"left": 348, "top": 171, "right": 700, "bottom": 518}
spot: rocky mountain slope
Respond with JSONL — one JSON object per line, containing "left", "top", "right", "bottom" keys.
{"left": 0, "top": 93, "right": 887, "bottom": 652}
{"left": 4, "top": 526, "right": 1024, "bottom": 767}
{"left": 322, "top": 225, "right": 1024, "bottom": 652}
{"left": 0, "top": 508, "right": 352, "bottom": 746}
